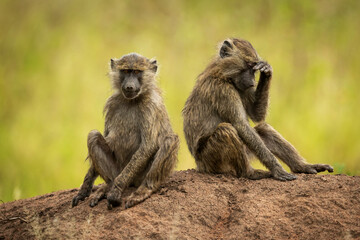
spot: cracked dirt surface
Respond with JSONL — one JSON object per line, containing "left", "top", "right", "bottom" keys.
{"left": 1, "top": 170, "right": 360, "bottom": 239}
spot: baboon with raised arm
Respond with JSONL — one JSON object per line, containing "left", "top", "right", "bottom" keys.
{"left": 72, "top": 53, "right": 179, "bottom": 209}
{"left": 182, "top": 38, "right": 333, "bottom": 181}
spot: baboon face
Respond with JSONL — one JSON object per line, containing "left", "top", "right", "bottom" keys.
{"left": 110, "top": 53, "right": 158, "bottom": 99}
{"left": 231, "top": 66, "right": 256, "bottom": 91}
{"left": 119, "top": 69, "right": 142, "bottom": 99}
{"left": 219, "top": 38, "right": 259, "bottom": 91}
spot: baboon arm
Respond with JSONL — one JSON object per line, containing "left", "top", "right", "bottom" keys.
{"left": 216, "top": 91, "right": 281, "bottom": 171}
{"left": 112, "top": 143, "right": 156, "bottom": 192}
{"left": 216, "top": 83, "right": 296, "bottom": 180}
{"left": 243, "top": 73, "right": 271, "bottom": 122}
{"left": 252, "top": 73, "right": 271, "bottom": 121}
{"left": 232, "top": 119, "right": 282, "bottom": 171}
{"left": 111, "top": 104, "right": 162, "bottom": 192}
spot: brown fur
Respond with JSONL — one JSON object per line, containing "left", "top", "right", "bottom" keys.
{"left": 183, "top": 38, "right": 333, "bottom": 181}
{"left": 72, "top": 53, "right": 179, "bottom": 209}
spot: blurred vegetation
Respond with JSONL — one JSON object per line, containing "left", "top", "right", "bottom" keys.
{"left": 0, "top": 0, "right": 359, "bottom": 202}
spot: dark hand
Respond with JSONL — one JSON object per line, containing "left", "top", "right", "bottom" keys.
{"left": 253, "top": 61, "right": 273, "bottom": 78}
{"left": 272, "top": 167, "right": 297, "bottom": 181}
{"left": 107, "top": 187, "right": 122, "bottom": 210}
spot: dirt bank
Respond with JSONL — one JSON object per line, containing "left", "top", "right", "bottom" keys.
{"left": 1, "top": 170, "right": 359, "bottom": 239}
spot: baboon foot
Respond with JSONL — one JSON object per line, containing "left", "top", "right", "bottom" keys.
{"left": 107, "top": 188, "right": 122, "bottom": 210}
{"left": 72, "top": 192, "right": 90, "bottom": 207}
{"left": 125, "top": 187, "right": 152, "bottom": 209}
{"left": 89, "top": 196, "right": 101, "bottom": 208}
{"left": 89, "top": 184, "right": 110, "bottom": 207}
{"left": 272, "top": 167, "right": 297, "bottom": 181}
{"left": 293, "top": 163, "right": 334, "bottom": 174}
{"left": 89, "top": 193, "right": 106, "bottom": 208}
{"left": 245, "top": 169, "right": 272, "bottom": 180}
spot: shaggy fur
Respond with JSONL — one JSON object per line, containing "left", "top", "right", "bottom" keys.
{"left": 72, "top": 53, "right": 179, "bottom": 209}
{"left": 183, "top": 38, "right": 333, "bottom": 181}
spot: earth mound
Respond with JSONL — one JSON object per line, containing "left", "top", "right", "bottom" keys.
{"left": 1, "top": 170, "right": 359, "bottom": 239}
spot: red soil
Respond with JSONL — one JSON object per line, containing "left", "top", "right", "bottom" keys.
{"left": 1, "top": 170, "right": 359, "bottom": 239}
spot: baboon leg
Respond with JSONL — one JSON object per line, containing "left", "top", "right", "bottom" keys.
{"left": 87, "top": 130, "right": 120, "bottom": 183}
{"left": 125, "top": 134, "right": 180, "bottom": 209}
{"left": 89, "top": 183, "right": 112, "bottom": 207}
{"left": 255, "top": 122, "right": 333, "bottom": 174}
{"left": 197, "top": 122, "right": 272, "bottom": 180}
{"left": 72, "top": 129, "right": 119, "bottom": 208}
{"left": 72, "top": 166, "right": 98, "bottom": 207}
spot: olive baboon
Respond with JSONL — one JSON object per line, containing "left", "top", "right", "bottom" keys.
{"left": 72, "top": 53, "right": 179, "bottom": 209}
{"left": 182, "top": 38, "right": 333, "bottom": 181}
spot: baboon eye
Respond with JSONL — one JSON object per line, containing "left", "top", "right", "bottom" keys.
{"left": 134, "top": 70, "right": 141, "bottom": 74}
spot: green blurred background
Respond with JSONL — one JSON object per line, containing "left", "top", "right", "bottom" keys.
{"left": 1, "top": 0, "right": 359, "bottom": 202}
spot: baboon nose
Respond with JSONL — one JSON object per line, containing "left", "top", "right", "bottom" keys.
{"left": 126, "top": 86, "right": 134, "bottom": 91}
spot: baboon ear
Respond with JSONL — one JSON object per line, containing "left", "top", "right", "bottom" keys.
{"left": 150, "top": 58, "right": 158, "bottom": 72}
{"left": 110, "top": 58, "right": 116, "bottom": 70}
{"left": 220, "top": 40, "right": 233, "bottom": 58}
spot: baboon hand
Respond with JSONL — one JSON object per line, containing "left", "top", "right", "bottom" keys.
{"left": 272, "top": 167, "right": 297, "bottom": 181}
{"left": 107, "top": 187, "right": 122, "bottom": 210}
{"left": 253, "top": 61, "right": 272, "bottom": 78}
{"left": 125, "top": 187, "right": 153, "bottom": 209}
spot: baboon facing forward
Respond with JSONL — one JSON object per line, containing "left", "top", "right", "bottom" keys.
{"left": 182, "top": 38, "right": 333, "bottom": 181}
{"left": 72, "top": 53, "right": 179, "bottom": 209}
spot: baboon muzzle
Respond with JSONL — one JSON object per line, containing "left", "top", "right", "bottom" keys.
{"left": 122, "top": 77, "right": 140, "bottom": 99}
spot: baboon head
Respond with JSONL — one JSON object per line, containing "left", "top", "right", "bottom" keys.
{"left": 219, "top": 38, "right": 261, "bottom": 92}
{"left": 110, "top": 53, "right": 158, "bottom": 99}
